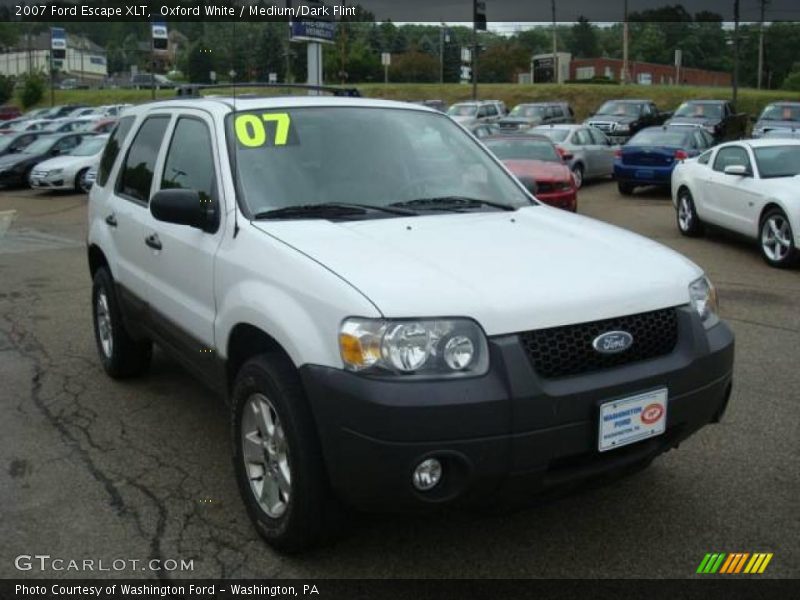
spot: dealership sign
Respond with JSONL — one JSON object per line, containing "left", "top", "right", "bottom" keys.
{"left": 290, "top": 0, "right": 336, "bottom": 44}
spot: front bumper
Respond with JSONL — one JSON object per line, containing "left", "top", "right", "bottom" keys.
{"left": 301, "top": 307, "right": 734, "bottom": 511}
{"left": 30, "top": 174, "right": 70, "bottom": 190}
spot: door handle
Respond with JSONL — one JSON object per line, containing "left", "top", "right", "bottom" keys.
{"left": 144, "top": 233, "right": 162, "bottom": 250}
{"left": 105, "top": 214, "right": 117, "bottom": 227}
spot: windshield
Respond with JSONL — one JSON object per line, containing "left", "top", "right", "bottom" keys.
{"left": 69, "top": 137, "right": 106, "bottom": 156}
{"left": 509, "top": 105, "right": 546, "bottom": 118}
{"left": 227, "top": 107, "right": 531, "bottom": 216}
{"left": 753, "top": 146, "right": 800, "bottom": 178}
{"left": 759, "top": 104, "right": 800, "bottom": 122}
{"left": 596, "top": 101, "right": 642, "bottom": 117}
{"left": 534, "top": 128, "right": 570, "bottom": 142}
{"left": 629, "top": 129, "right": 689, "bottom": 147}
{"left": 21, "top": 136, "right": 57, "bottom": 154}
{"left": 447, "top": 104, "right": 477, "bottom": 117}
{"left": 482, "top": 138, "right": 561, "bottom": 162}
{"left": 674, "top": 102, "right": 723, "bottom": 119}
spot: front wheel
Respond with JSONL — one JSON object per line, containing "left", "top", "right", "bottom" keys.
{"left": 676, "top": 188, "right": 704, "bottom": 237}
{"left": 76, "top": 168, "right": 90, "bottom": 193}
{"left": 760, "top": 208, "right": 799, "bottom": 268}
{"left": 232, "top": 354, "right": 343, "bottom": 553}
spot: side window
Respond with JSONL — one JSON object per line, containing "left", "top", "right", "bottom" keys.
{"left": 545, "top": 107, "right": 557, "bottom": 119}
{"left": 55, "top": 136, "right": 79, "bottom": 153}
{"left": 116, "top": 116, "right": 170, "bottom": 203}
{"left": 97, "top": 116, "right": 135, "bottom": 187}
{"left": 641, "top": 104, "right": 653, "bottom": 117}
{"left": 477, "top": 106, "right": 487, "bottom": 118}
{"left": 486, "top": 105, "right": 497, "bottom": 117}
{"left": 161, "top": 118, "right": 217, "bottom": 204}
{"left": 691, "top": 131, "right": 706, "bottom": 149}
{"left": 713, "top": 146, "right": 751, "bottom": 173}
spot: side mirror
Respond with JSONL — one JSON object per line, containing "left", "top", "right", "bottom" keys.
{"left": 50, "top": 148, "right": 60, "bottom": 156}
{"left": 723, "top": 164, "right": 750, "bottom": 177}
{"left": 150, "top": 188, "right": 218, "bottom": 232}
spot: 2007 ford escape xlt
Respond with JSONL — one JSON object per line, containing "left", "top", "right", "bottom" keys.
{"left": 87, "top": 89, "right": 734, "bottom": 552}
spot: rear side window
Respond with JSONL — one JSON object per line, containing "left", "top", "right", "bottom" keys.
{"left": 96, "top": 116, "right": 135, "bottom": 187}
{"left": 116, "top": 116, "right": 170, "bottom": 203}
{"left": 161, "top": 118, "right": 217, "bottom": 203}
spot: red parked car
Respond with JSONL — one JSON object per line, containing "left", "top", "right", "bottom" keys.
{"left": 0, "top": 105, "right": 22, "bottom": 121}
{"left": 482, "top": 134, "right": 578, "bottom": 211}
{"left": 89, "top": 118, "right": 118, "bottom": 134}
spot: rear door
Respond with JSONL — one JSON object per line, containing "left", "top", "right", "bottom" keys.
{"left": 588, "top": 127, "right": 615, "bottom": 175}
{"left": 108, "top": 114, "right": 172, "bottom": 317}
{"left": 143, "top": 109, "right": 223, "bottom": 360}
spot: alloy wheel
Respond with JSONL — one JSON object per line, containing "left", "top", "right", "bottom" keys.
{"left": 761, "top": 214, "right": 792, "bottom": 262}
{"left": 95, "top": 290, "right": 113, "bottom": 358}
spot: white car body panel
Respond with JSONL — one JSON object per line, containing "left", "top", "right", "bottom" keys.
{"left": 31, "top": 148, "right": 104, "bottom": 190}
{"left": 672, "top": 139, "right": 800, "bottom": 248}
{"left": 89, "top": 96, "right": 706, "bottom": 370}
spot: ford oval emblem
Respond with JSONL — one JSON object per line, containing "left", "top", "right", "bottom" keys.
{"left": 592, "top": 331, "right": 633, "bottom": 354}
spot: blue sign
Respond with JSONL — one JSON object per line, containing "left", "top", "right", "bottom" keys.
{"left": 290, "top": 20, "right": 336, "bottom": 44}
{"left": 50, "top": 27, "right": 66, "bottom": 50}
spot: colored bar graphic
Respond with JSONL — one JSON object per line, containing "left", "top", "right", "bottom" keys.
{"left": 700, "top": 552, "right": 773, "bottom": 575}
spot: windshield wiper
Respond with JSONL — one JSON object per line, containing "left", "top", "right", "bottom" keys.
{"left": 252, "top": 202, "right": 417, "bottom": 220}
{"left": 389, "top": 196, "right": 517, "bottom": 212}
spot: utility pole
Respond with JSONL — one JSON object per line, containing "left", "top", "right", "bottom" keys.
{"left": 551, "top": 0, "right": 558, "bottom": 83}
{"left": 439, "top": 24, "right": 446, "bottom": 84}
{"left": 757, "top": 0, "right": 768, "bottom": 89}
{"left": 472, "top": 17, "right": 477, "bottom": 99}
{"left": 622, "top": 0, "right": 629, "bottom": 85}
{"left": 733, "top": 0, "right": 740, "bottom": 106}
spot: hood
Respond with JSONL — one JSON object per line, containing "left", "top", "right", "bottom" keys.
{"left": 586, "top": 115, "right": 635, "bottom": 125}
{"left": 666, "top": 116, "right": 719, "bottom": 127}
{"left": 755, "top": 120, "right": 800, "bottom": 133}
{"left": 0, "top": 153, "right": 36, "bottom": 169}
{"left": 497, "top": 117, "right": 541, "bottom": 127}
{"left": 253, "top": 208, "right": 701, "bottom": 335}
{"left": 502, "top": 159, "right": 571, "bottom": 181}
{"left": 33, "top": 154, "right": 95, "bottom": 172}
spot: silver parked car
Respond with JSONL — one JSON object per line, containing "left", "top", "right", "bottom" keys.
{"left": 533, "top": 124, "right": 618, "bottom": 188}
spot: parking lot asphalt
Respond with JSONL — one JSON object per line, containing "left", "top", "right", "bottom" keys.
{"left": 1, "top": 183, "right": 798, "bottom": 579}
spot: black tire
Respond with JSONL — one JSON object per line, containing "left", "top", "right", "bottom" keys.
{"left": 231, "top": 354, "right": 343, "bottom": 553}
{"left": 91, "top": 267, "right": 152, "bottom": 378}
{"left": 571, "top": 163, "right": 584, "bottom": 189}
{"left": 75, "top": 168, "right": 90, "bottom": 193}
{"left": 618, "top": 181, "right": 635, "bottom": 196}
{"left": 759, "top": 207, "right": 799, "bottom": 268}
{"left": 676, "top": 187, "right": 704, "bottom": 237}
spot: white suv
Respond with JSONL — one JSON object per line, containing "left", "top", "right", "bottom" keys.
{"left": 88, "top": 91, "right": 734, "bottom": 552}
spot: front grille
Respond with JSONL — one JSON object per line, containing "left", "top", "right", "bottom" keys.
{"left": 519, "top": 308, "right": 678, "bottom": 379}
{"left": 31, "top": 170, "right": 47, "bottom": 178}
{"left": 588, "top": 121, "right": 614, "bottom": 132}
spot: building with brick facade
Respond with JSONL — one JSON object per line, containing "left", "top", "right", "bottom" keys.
{"left": 569, "top": 57, "right": 731, "bottom": 87}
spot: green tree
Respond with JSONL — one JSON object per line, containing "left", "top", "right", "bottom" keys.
{"left": 17, "top": 73, "right": 45, "bottom": 109}
{"left": 570, "top": 16, "right": 599, "bottom": 58}
{"left": 186, "top": 40, "right": 214, "bottom": 84}
{"left": 781, "top": 65, "right": 800, "bottom": 91}
{"left": 0, "top": 74, "right": 14, "bottom": 105}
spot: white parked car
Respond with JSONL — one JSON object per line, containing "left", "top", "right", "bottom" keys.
{"left": 672, "top": 138, "right": 800, "bottom": 268}
{"left": 88, "top": 93, "right": 734, "bottom": 551}
{"left": 30, "top": 134, "right": 108, "bottom": 192}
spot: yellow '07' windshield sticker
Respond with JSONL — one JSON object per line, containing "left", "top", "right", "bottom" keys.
{"left": 234, "top": 113, "right": 292, "bottom": 147}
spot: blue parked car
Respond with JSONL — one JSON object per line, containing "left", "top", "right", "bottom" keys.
{"left": 615, "top": 126, "right": 715, "bottom": 195}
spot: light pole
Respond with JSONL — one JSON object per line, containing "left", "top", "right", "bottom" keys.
{"left": 733, "top": 0, "right": 740, "bottom": 106}
{"left": 551, "top": 0, "right": 557, "bottom": 83}
{"left": 622, "top": 0, "right": 629, "bottom": 85}
{"left": 757, "top": 0, "right": 768, "bottom": 89}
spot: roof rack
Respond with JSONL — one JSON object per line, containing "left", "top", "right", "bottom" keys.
{"left": 175, "top": 82, "right": 361, "bottom": 98}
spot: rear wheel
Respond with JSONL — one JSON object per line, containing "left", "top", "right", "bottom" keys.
{"left": 759, "top": 208, "right": 799, "bottom": 268}
{"left": 618, "top": 181, "right": 635, "bottom": 196}
{"left": 92, "top": 268, "right": 152, "bottom": 378}
{"left": 676, "top": 188, "right": 704, "bottom": 237}
{"left": 571, "top": 163, "right": 584, "bottom": 189}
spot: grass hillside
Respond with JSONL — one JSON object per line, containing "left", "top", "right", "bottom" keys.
{"left": 37, "top": 83, "right": 800, "bottom": 120}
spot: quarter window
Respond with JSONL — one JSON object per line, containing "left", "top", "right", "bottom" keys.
{"left": 97, "top": 116, "right": 135, "bottom": 187}
{"left": 697, "top": 150, "right": 712, "bottom": 165}
{"left": 161, "top": 118, "right": 217, "bottom": 204}
{"left": 117, "top": 116, "right": 170, "bottom": 203}
{"left": 588, "top": 128, "right": 608, "bottom": 145}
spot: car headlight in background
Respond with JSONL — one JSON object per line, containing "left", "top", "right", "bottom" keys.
{"left": 615, "top": 124, "right": 630, "bottom": 133}
{"left": 339, "top": 318, "right": 489, "bottom": 377}
{"left": 689, "top": 275, "right": 719, "bottom": 329}
{"left": 46, "top": 169, "right": 63, "bottom": 177}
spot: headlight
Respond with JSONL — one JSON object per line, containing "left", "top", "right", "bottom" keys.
{"left": 689, "top": 276, "right": 719, "bottom": 329}
{"left": 339, "top": 318, "right": 489, "bottom": 377}
{"left": 47, "top": 169, "right": 63, "bottom": 176}
{"left": 615, "top": 124, "right": 630, "bottom": 133}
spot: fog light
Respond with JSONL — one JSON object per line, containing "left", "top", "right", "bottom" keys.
{"left": 412, "top": 458, "right": 442, "bottom": 491}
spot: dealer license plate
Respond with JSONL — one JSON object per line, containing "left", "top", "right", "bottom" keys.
{"left": 634, "top": 169, "right": 654, "bottom": 180}
{"left": 598, "top": 388, "right": 667, "bottom": 452}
